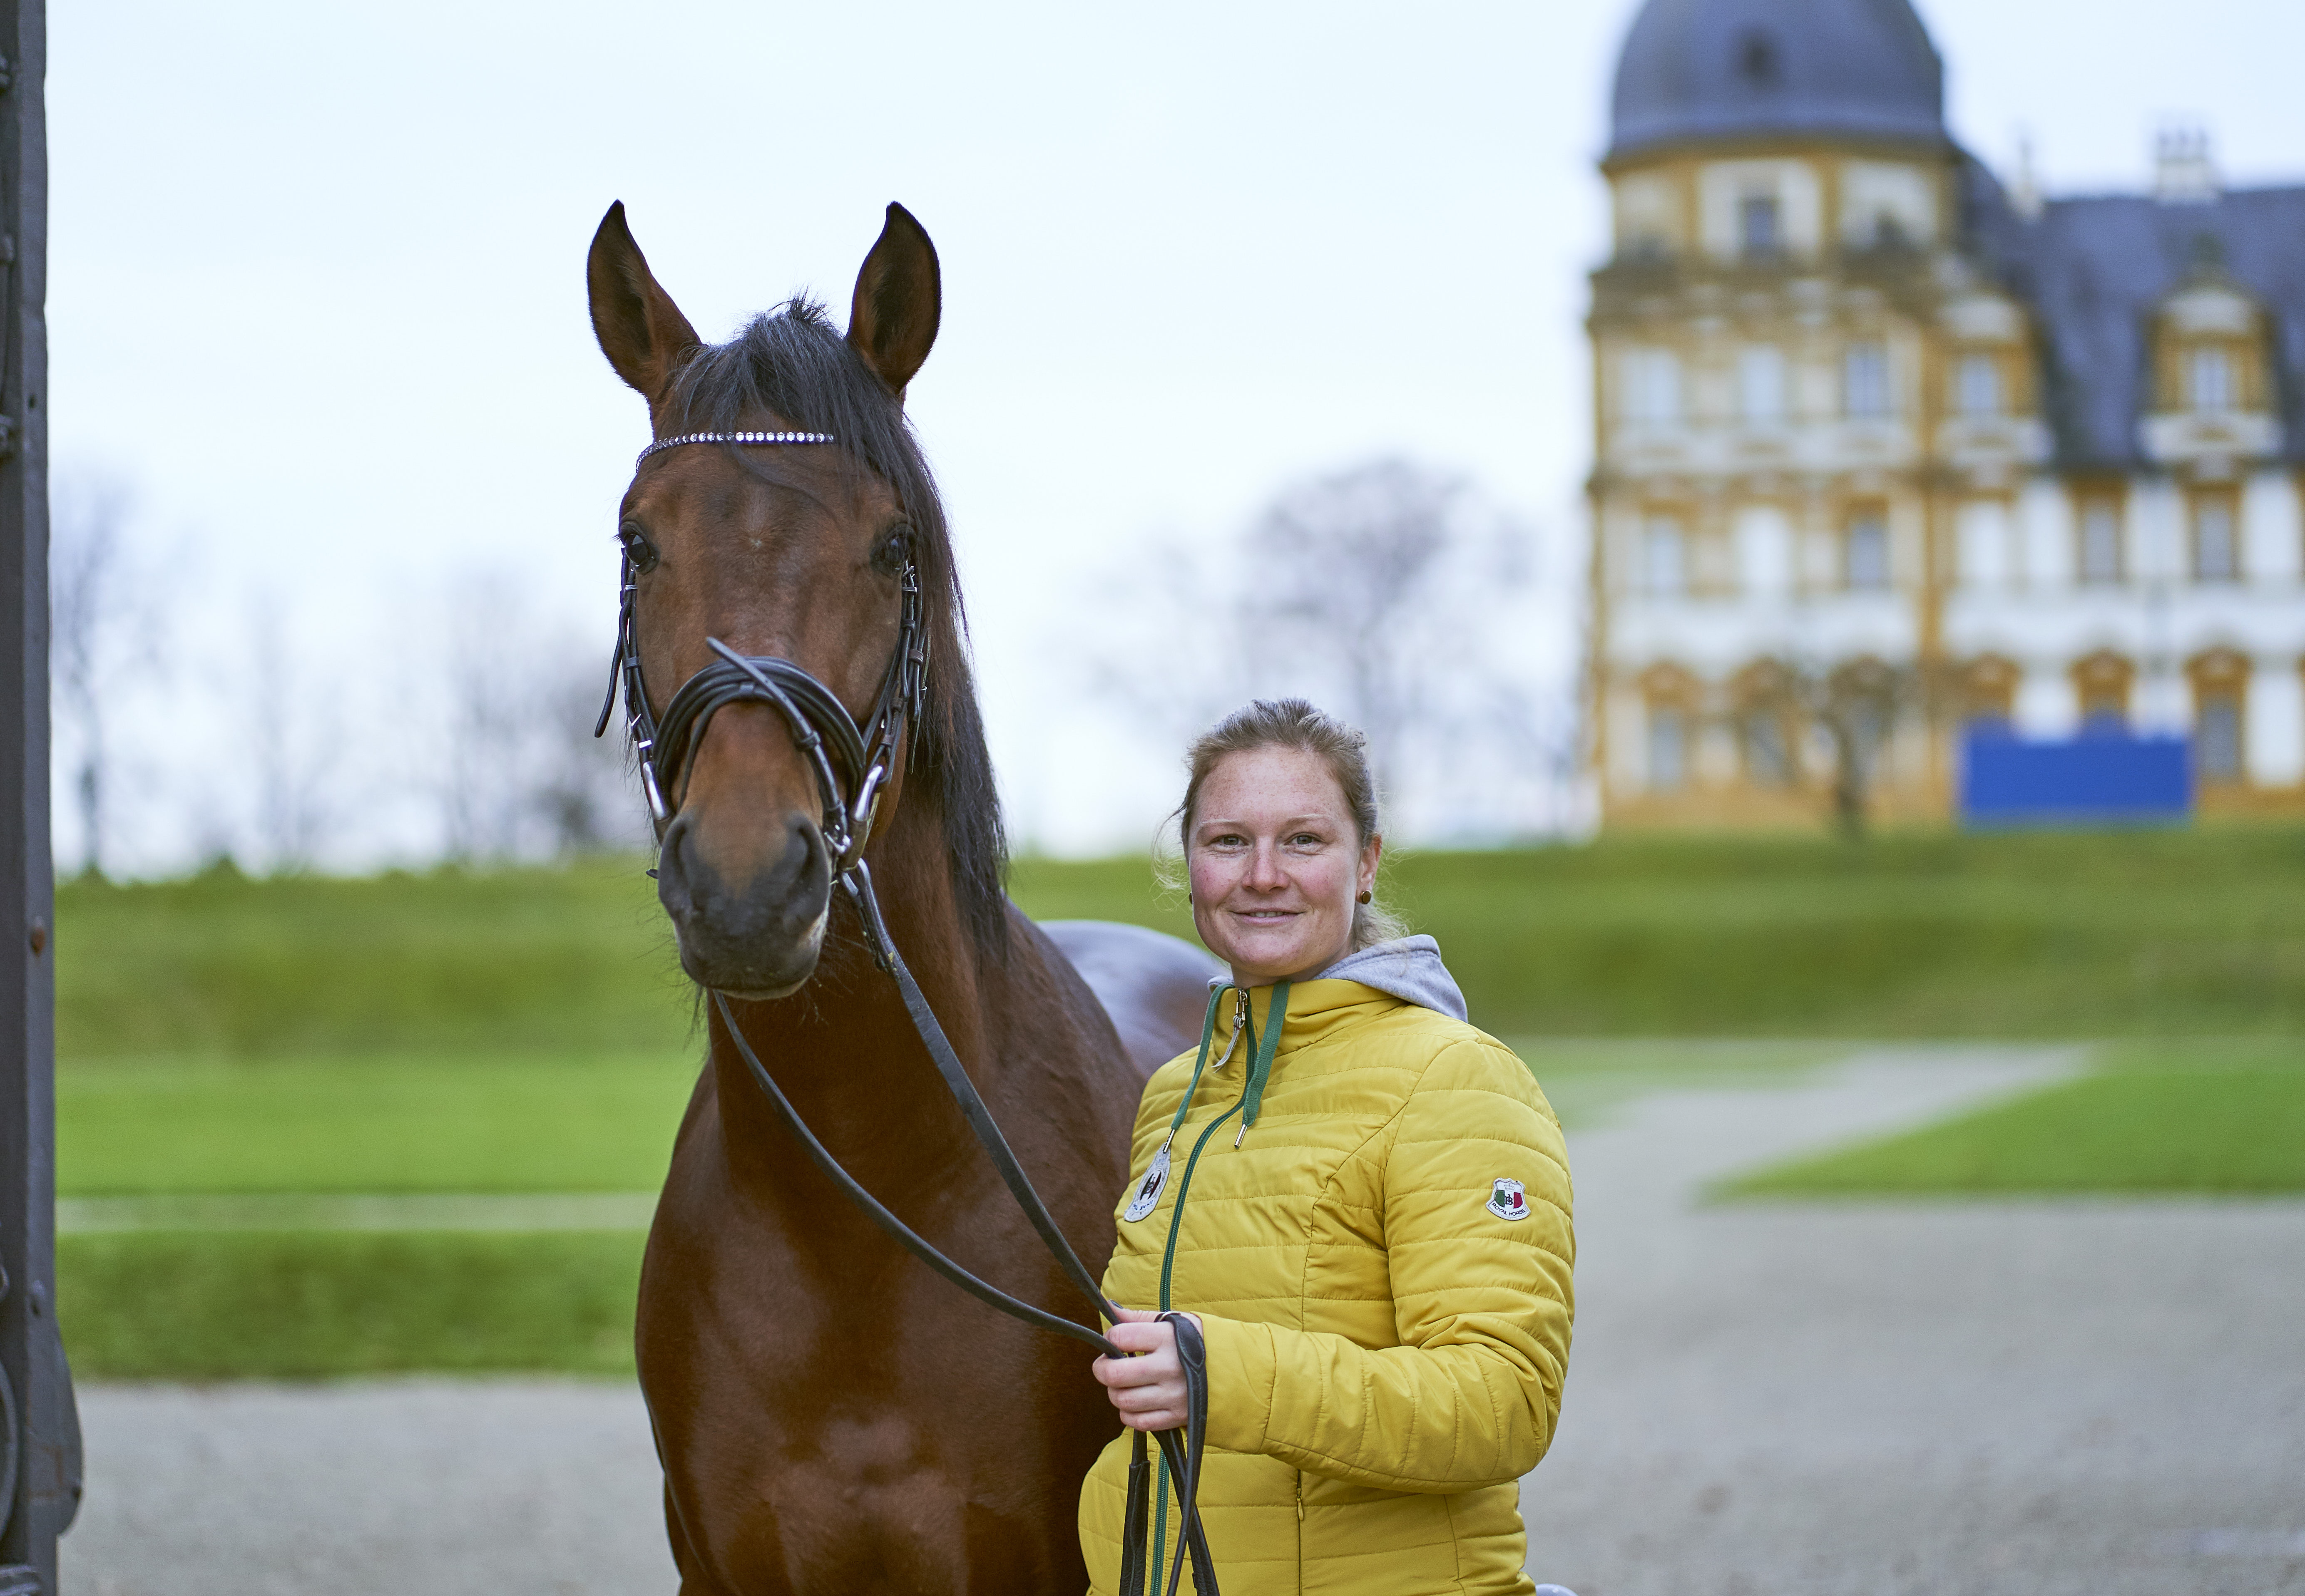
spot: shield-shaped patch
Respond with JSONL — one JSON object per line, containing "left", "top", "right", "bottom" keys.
{"left": 1485, "top": 1177, "right": 1529, "bottom": 1221}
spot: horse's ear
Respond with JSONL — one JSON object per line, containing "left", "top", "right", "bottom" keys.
{"left": 587, "top": 202, "right": 701, "bottom": 407}
{"left": 847, "top": 203, "right": 941, "bottom": 401}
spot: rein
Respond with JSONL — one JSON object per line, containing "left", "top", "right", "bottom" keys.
{"left": 600, "top": 431, "right": 1217, "bottom": 1596}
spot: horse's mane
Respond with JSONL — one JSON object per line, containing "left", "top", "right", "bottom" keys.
{"left": 662, "top": 299, "right": 1009, "bottom": 955}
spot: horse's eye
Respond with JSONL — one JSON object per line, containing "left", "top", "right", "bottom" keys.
{"left": 619, "top": 522, "right": 659, "bottom": 574}
{"left": 872, "top": 524, "right": 914, "bottom": 576}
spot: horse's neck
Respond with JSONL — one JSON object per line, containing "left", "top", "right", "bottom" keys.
{"left": 708, "top": 797, "right": 1011, "bottom": 1187}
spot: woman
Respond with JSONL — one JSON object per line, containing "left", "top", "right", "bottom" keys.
{"left": 1081, "top": 699, "right": 1575, "bottom": 1596}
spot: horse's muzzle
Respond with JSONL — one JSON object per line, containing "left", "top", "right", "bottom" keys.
{"left": 656, "top": 809, "right": 832, "bottom": 998}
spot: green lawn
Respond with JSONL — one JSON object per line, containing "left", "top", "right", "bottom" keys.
{"left": 58, "top": 827, "right": 2305, "bottom": 1051}
{"left": 59, "top": 1231, "right": 643, "bottom": 1379}
{"left": 59, "top": 1052, "right": 701, "bottom": 1196}
{"left": 57, "top": 858, "right": 691, "bottom": 1058}
{"left": 1027, "top": 828, "right": 2305, "bottom": 1037}
{"left": 50, "top": 833, "right": 2305, "bottom": 1378}
{"left": 1722, "top": 1041, "right": 2305, "bottom": 1196}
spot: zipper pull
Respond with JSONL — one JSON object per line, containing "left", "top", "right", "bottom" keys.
{"left": 1295, "top": 1473, "right": 1305, "bottom": 1522}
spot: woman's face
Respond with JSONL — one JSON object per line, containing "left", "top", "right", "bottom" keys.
{"left": 1187, "top": 745, "right": 1382, "bottom": 987}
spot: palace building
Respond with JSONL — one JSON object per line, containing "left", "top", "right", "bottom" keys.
{"left": 1586, "top": 0, "right": 2305, "bottom": 826}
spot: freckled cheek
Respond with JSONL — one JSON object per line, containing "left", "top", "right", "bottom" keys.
{"left": 1186, "top": 855, "right": 1228, "bottom": 903}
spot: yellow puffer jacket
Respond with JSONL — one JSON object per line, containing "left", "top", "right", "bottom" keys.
{"left": 1078, "top": 967, "right": 1574, "bottom": 1596}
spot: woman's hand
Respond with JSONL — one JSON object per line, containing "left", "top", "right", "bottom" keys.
{"left": 1092, "top": 1308, "right": 1205, "bottom": 1432}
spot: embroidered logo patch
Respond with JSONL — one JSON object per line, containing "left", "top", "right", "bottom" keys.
{"left": 1485, "top": 1177, "right": 1530, "bottom": 1221}
{"left": 1122, "top": 1144, "right": 1171, "bottom": 1222}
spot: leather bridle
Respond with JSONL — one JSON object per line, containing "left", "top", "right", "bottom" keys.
{"left": 598, "top": 432, "right": 1218, "bottom": 1596}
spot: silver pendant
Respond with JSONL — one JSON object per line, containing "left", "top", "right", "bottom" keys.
{"left": 1122, "top": 1143, "right": 1171, "bottom": 1222}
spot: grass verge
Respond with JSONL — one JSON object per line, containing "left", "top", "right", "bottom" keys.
{"left": 59, "top": 827, "right": 2305, "bottom": 1052}
{"left": 58, "top": 1230, "right": 644, "bottom": 1379}
{"left": 1721, "top": 1042, "right": 2305, "bottom": 1196}
{"left": 60, "top": 1053, "right": 702, "bottom": 1196}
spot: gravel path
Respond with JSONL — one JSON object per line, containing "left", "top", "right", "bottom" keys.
{"left": 1520, "top": 1046, "right": 2305, "bottom": 1596}
{"left": 61, "top": 1047, "right": 2305, "bottom": 1595}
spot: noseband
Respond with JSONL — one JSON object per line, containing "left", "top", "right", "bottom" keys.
{"left": 599, "top": 430, "right": 1218, "bottom": 1596}
{"left": 594, "top": 433, "right": 927, "bottom": 872}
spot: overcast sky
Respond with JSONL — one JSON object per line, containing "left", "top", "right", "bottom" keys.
{"left": 49, "top": 0, "right": 2305, "bottom": 868}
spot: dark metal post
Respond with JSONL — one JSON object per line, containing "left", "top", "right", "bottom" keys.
{"left": 0, "top": 0, "right": 73, "bottom": 1589}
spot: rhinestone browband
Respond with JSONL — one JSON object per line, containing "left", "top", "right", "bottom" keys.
{"left": 634, "top": 430, "right": 838, "bottom": 469}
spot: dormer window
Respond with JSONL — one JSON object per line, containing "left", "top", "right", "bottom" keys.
{"left": 1956, "top": 354, "right": 2002, "bottom": 417}
{"left": 1739, "top": 193, "right": 1781, "bottom": 258}
{"left": 2188, "top": 346, "right": 2234, "bottom": 413}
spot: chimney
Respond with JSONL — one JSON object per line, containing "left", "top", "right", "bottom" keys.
{"left": 2155, "top": 124, "right": 2219, "bottom": 205}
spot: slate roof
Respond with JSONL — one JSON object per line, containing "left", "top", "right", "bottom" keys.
{"left": 1979, "top": 184, "right": 2305, "bottom": 468}
{"left": 1609, "top": 0, "right": 1945, "bottom": 161}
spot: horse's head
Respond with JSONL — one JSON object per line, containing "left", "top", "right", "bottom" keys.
{"left": 587, "top": 201, "right": 956, "bottom": 998}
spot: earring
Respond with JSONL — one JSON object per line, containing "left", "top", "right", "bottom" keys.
{"left": 1356, "top": 890, "right": 1372, "bottom": 904}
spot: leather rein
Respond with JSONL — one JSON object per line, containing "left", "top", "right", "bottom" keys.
{"left": 598, "top": 433, "right": 1218, "bottom": 1596}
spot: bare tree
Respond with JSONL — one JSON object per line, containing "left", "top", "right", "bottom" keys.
{"left": 536, "top": 643, "right": 644, "bottom": 856}
{"left": 1240, "top": 459, "right": 1470, "bottom": 797}
{"left": 1742, "top": 654, "right": 1953, "bottom": 839}
{"left": 244, "top": 602, "right": 348, "bottom": 873}
{"left": 1081, "top": 455, "right": 1549, "bottom": 835}
{"left": 50, "top": 472, "right": 164, "bottom": 878}
{"left": 438, "top": 576, "right": 642, "bottom": 863}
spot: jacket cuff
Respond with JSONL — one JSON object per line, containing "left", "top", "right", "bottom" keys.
{"left": 1196, "top": 1315, "right": 1276, "bottom": 1456}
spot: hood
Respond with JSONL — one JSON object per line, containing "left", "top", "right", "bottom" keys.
{"left": 1314, "top": 935, "right": 1469, "bottom": 1022}
{"left": 1209, "top": 934, "right": 1469, "bottom": 1024}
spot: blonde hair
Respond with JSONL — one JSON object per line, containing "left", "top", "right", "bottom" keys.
{"left": 1167, "top": 698, "right": 1405, "bottom": 953}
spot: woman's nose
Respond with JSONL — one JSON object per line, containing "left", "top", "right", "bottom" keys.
{"left": 1247, "top": 843, "right": 1288, "bottom": 889}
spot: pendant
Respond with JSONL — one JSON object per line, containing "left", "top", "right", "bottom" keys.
{"left": 1122, "top": 1142, "right": 1171, "bottom": 1222}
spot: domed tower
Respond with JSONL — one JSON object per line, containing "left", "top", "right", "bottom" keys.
{"left": 1588, "top": 0, "right": 2051, "bottom": 830}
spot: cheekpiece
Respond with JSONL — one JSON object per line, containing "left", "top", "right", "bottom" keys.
{"left": 635, "top": 430, "right": 839, "bottom": 470}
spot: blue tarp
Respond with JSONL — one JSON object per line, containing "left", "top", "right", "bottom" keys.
{"left": 1959, "top": 726, "right": 2192, "bottom": 827}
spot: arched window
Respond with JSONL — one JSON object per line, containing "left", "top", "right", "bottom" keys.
{"left": 2187, "top": 651, "right": 2250, "bottom": 784}
{"left": 2071, "top": 652, "right": 2133, "bottom": 729}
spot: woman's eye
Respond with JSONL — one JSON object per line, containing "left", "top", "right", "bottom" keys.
{"left": 1290, "top": 832, "right": 1321, "bottom": 847}
{"left": 618, "top": 524, "right": 659, "bottom": 573}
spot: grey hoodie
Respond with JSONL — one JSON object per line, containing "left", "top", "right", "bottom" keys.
{"left": 1208, "top": 934, "right": 1470, "bottom": 1024}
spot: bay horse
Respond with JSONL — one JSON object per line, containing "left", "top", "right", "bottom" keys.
{"left": 586, "top": 200, "right": 1217, "bottom": 1594}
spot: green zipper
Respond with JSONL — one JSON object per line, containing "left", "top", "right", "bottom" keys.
{"left": 1147, "top": 981, "right": 1289, "bottom": 1595}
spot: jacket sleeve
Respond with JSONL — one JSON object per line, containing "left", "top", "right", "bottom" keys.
{"left": 1197, "top": 1038, "right": 1575, "bottom": 1493}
